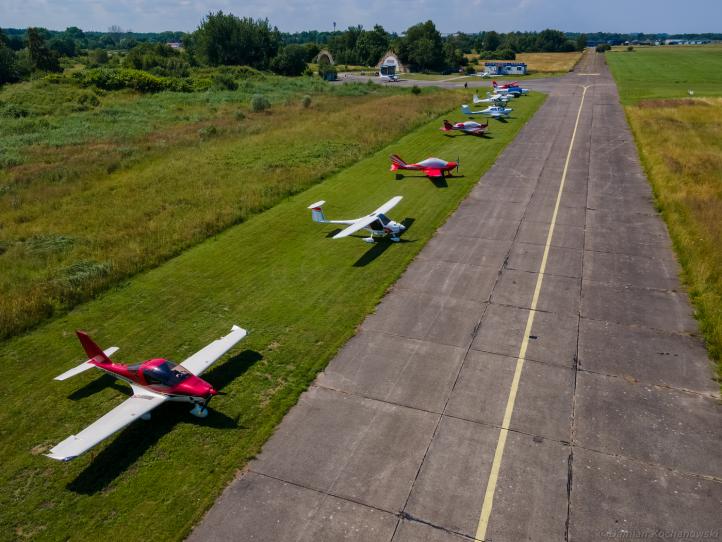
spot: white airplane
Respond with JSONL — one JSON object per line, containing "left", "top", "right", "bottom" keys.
{"left": 473, "top": 92, "right": 510, "bottom": 104}
{"left": 470, "top": 70, "right": 490, "bottom": 78}
{"left": 462, "top": 104, "right": 512, "bottom": 118}
{"left": 46, "top": 325, "right": 247, "bottom": 461}
{"left": 308, "top": 196, "right": 406, "bottom": 243}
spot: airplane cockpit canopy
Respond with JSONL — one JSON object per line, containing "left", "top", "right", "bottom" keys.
{"left": 142, "top": 360, "right": 191, "bottom": 386}
{"left": 376, "top": 213, "right": 391, "bottom": 225}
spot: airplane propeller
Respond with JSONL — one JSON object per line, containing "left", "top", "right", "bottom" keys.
{"left": 456, "top": 156, "right": 460, "bottom": 175}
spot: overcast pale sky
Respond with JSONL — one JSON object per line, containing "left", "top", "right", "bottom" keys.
{"left": 2, "top": 0, "right": 720, "bottom": 34}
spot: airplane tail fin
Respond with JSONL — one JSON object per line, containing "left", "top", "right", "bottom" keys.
{"left": 441, "top": 120, "right": 453, "bottom": 131}
{"left": 492, "top": 80, "right": 498, "bottom": 88}
{"left": 76, "top": 331, "right": 113, "bottom": 364}
{"left": 55, "top": 333, "right": 118, "bottom": 381}
{"left": 389, "top": 154, "right": 407, "bottom": 171}
{"left": 461, "top": 104, "right": 472, "bottom": 115}
{"left": 472, "top": 93, "right": 481, "bottom": 103}
{"left": 308, "top": 201, "right": 327, "bottom": 223}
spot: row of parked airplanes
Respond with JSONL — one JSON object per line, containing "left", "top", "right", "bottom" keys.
{"left": 44, "top": 80, "right": 528, "bottom": 462}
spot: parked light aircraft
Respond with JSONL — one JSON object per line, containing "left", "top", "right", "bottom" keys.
{"left": 492, "top": 81, "right": 528, "bottom": 96}
{"left": 473, "top": 92, "right": 510, "bottom": 104}
{"left": 462, "top": 104, "right": 512, "bottom": 118}
{"left": 440, "top": 119, "right": 488, "bottom": 136}
{"left": 308, "top": 196, "right": 406, "bottom": 243}
{"left": 46, "top": 325, "right": 248, "bottom": 461}
{"left": 389, "top": 154, "right": 459, "bottom": 179}
{"left": 470, "top": 70, "right": 490, "bottom": 78}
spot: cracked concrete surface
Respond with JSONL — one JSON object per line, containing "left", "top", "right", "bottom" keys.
{"left": 187, "top": 51, "right": 721, "bottom": 542}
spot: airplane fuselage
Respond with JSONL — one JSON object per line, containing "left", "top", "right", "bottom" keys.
{"left": 90, "top": 357, "right": 216, "bottom": 404}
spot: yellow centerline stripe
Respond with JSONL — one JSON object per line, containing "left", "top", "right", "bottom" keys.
{"left": 475, "top": 85, "right": 589, "bottom": 541}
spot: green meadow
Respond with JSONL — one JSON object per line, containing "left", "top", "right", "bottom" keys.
{"left": 0, "top": 76, "right": 460, "bottom": 340}
{"left": 607, "top": 46, "right": 722, "bottom": 381}
{"left": 606, "top": 44, "right": 722, "bottom": 104}
{"left": 0, "top": 90, "right": 545, "bottom": 540}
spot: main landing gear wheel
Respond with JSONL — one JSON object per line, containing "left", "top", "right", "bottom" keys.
{"left": 190, "top": 403, "right": 209, "bottom": 418}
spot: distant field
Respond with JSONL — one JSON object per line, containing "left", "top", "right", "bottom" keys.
{"left": 0, "top": 92, "right": 545, "bottom": 541}
{"left": 465, "top": 51, "right": 582, "bottom": 73}
{"left": 606, "top": 44, "right": 722, "bottom": 104}
{"left": 0, "top": 78, "right": 459, "bottom": 340}
{"left": 608, "top": 46, "right": 722, "bottom": 381}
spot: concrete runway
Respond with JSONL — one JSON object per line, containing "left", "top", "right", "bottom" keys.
{"left": 188, "top": 52, "right": 721, "bottom": 541}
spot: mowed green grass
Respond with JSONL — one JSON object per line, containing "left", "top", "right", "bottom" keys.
{"left": 0, "top": 93, "right": 545, "bottom": 541}
{"left": 607, "top": 47, "right": 722, "bottom": 382}
{"left": 606, "top": 45, "right": 722, "bottom": 104}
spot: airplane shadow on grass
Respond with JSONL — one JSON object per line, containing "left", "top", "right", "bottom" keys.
{"left": 394, "top": 173, "right": 456, "bottom": 188}
{"left": 67, "top": 349, "right": 262, "bottom": 495}
{"left": 353, "top": 217, "right": 416, "bottom": 267}
{"left": 442, "top": 132, "right": 493, "bottom": 139}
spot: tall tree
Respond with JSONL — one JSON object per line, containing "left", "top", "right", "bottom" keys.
{"left": 355, "top": 25, "right": 390, "bottom": 66}
{"left": 191, "top": 11, "right": 280, "bottom": 68}
{"left": 482, "top": 30, "right": 501, "bottom": 51}
{"left": 398, "top": 20, "right": 443, "bottom": 71}
{"left": 27, "top": 27, "right": 60, "bottom": 72}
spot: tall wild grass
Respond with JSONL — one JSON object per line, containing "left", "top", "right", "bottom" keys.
{"left": 627, "top": 98, "right": 722, "bottom": 380}
{"left": 0, "top": 76, "right": 458, "bottom": 338}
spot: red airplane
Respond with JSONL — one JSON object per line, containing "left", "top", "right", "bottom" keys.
{"left": 389, "top": 154, "right": 459, "bottom": 179}
{"left": 46, "top": 325, "right": 247, "bottom": 461}
{"left": 492, "top": 80, "right": 519, "bottom": 89}
{"left": 440, "top": 119, "right": 489, "bottom": 136}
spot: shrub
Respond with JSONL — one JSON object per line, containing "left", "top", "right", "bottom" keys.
{"left": 198, "top": 125, "right": 218, "bottom": 139}
{"left": 234, "top": 110, "right": 246, "bottom": 120}
{"left": 465, "top": 66, "right": 476, "bottom": 75}
{"left": 77, "top": 90, "right": 100, "bottom": 107}
{"left": 74, "top": 68, "right": 192, "bottom": 93}
{"left": 212, "top": 73, "right": 238, "bottom": 90}
{"left": 595, "top": 44, "right": 611, "bottom": 53}
{"left": 301, "top": 94, "right": 312, "bottom": 108}
{"left": 250, "top": 94, "right": 270, "bottom": 112}
{"left": 627, "top": 45, "right": 634, "bottom": 52}
{"left": 411, "top": 85, "right": 421, "bottom": 95}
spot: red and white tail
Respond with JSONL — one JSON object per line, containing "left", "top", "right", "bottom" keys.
{"left": 492, "top": 80, "right": 498, "bottom": 88}
{"left": 54, "top": 332, "right": 118, "bottom": 381}
{"left": 76, "top": 331, "right": 113, "bottom": 364}
{"left": 441, "top": 120, "right": 454, "bottom": 131}
{"left": 389, "top": 154, "right": 407, "bottom": 171}
{"left": 308, "top": 201, "right": 327, "bottom": 223}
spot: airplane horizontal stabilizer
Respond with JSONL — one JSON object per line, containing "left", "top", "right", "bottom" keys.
{"left": 54, "top": 347, "right": 119, "bottom": 381}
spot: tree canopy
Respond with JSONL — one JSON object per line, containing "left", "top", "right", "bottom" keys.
{"left": 189, "top": 12, "right": 280, "bottom": 68}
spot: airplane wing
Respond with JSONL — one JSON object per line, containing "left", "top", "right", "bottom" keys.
{"left": 332, "top": 215, "right": 380, "bottom": 239}
{"left": 371, "top": 195, "right": 403, "bottom": 216}
{"left": 46, "top": 390, "right": 168, "bottom": 461}
{"left": 179, "top": 325, "right": 247, "bottom": 376}
{"left": 331, "top": 196, "right": 403, "bottom": 239}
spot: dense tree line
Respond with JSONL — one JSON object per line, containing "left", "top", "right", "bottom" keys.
{"left": 5, "top": 17, "right": 721, "bottom": 87}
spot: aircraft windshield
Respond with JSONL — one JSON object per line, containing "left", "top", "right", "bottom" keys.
{"left": 143, "top": 361, "right": 191, "bottom": 387}
{"left": 376, "top": 214, "right": 391, "bottom": 226}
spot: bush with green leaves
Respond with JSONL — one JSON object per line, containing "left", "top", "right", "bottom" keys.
{"left": 250, "top": 93, "right": 271, "bottom": 111}
{"left": 212, "top": 72, "right": 238, "bottom": 90}
{"left": 596, "top": 44, "right": 611, "bottom": 53}
{"left": 74, "top": 68, "right": 192, "bottom": 93}
{"left": 301, "top": 94, "right": 312, "bottom": 108}
{"left": 270, "top": 44, "right": 308, "bottom": 76}
{"left": 411, "top": 85, "right": 421, "bottom": 95}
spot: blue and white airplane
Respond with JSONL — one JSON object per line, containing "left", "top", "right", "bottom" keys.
{"left": 461, "top": 104, "right": 513, "bottom": 118}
